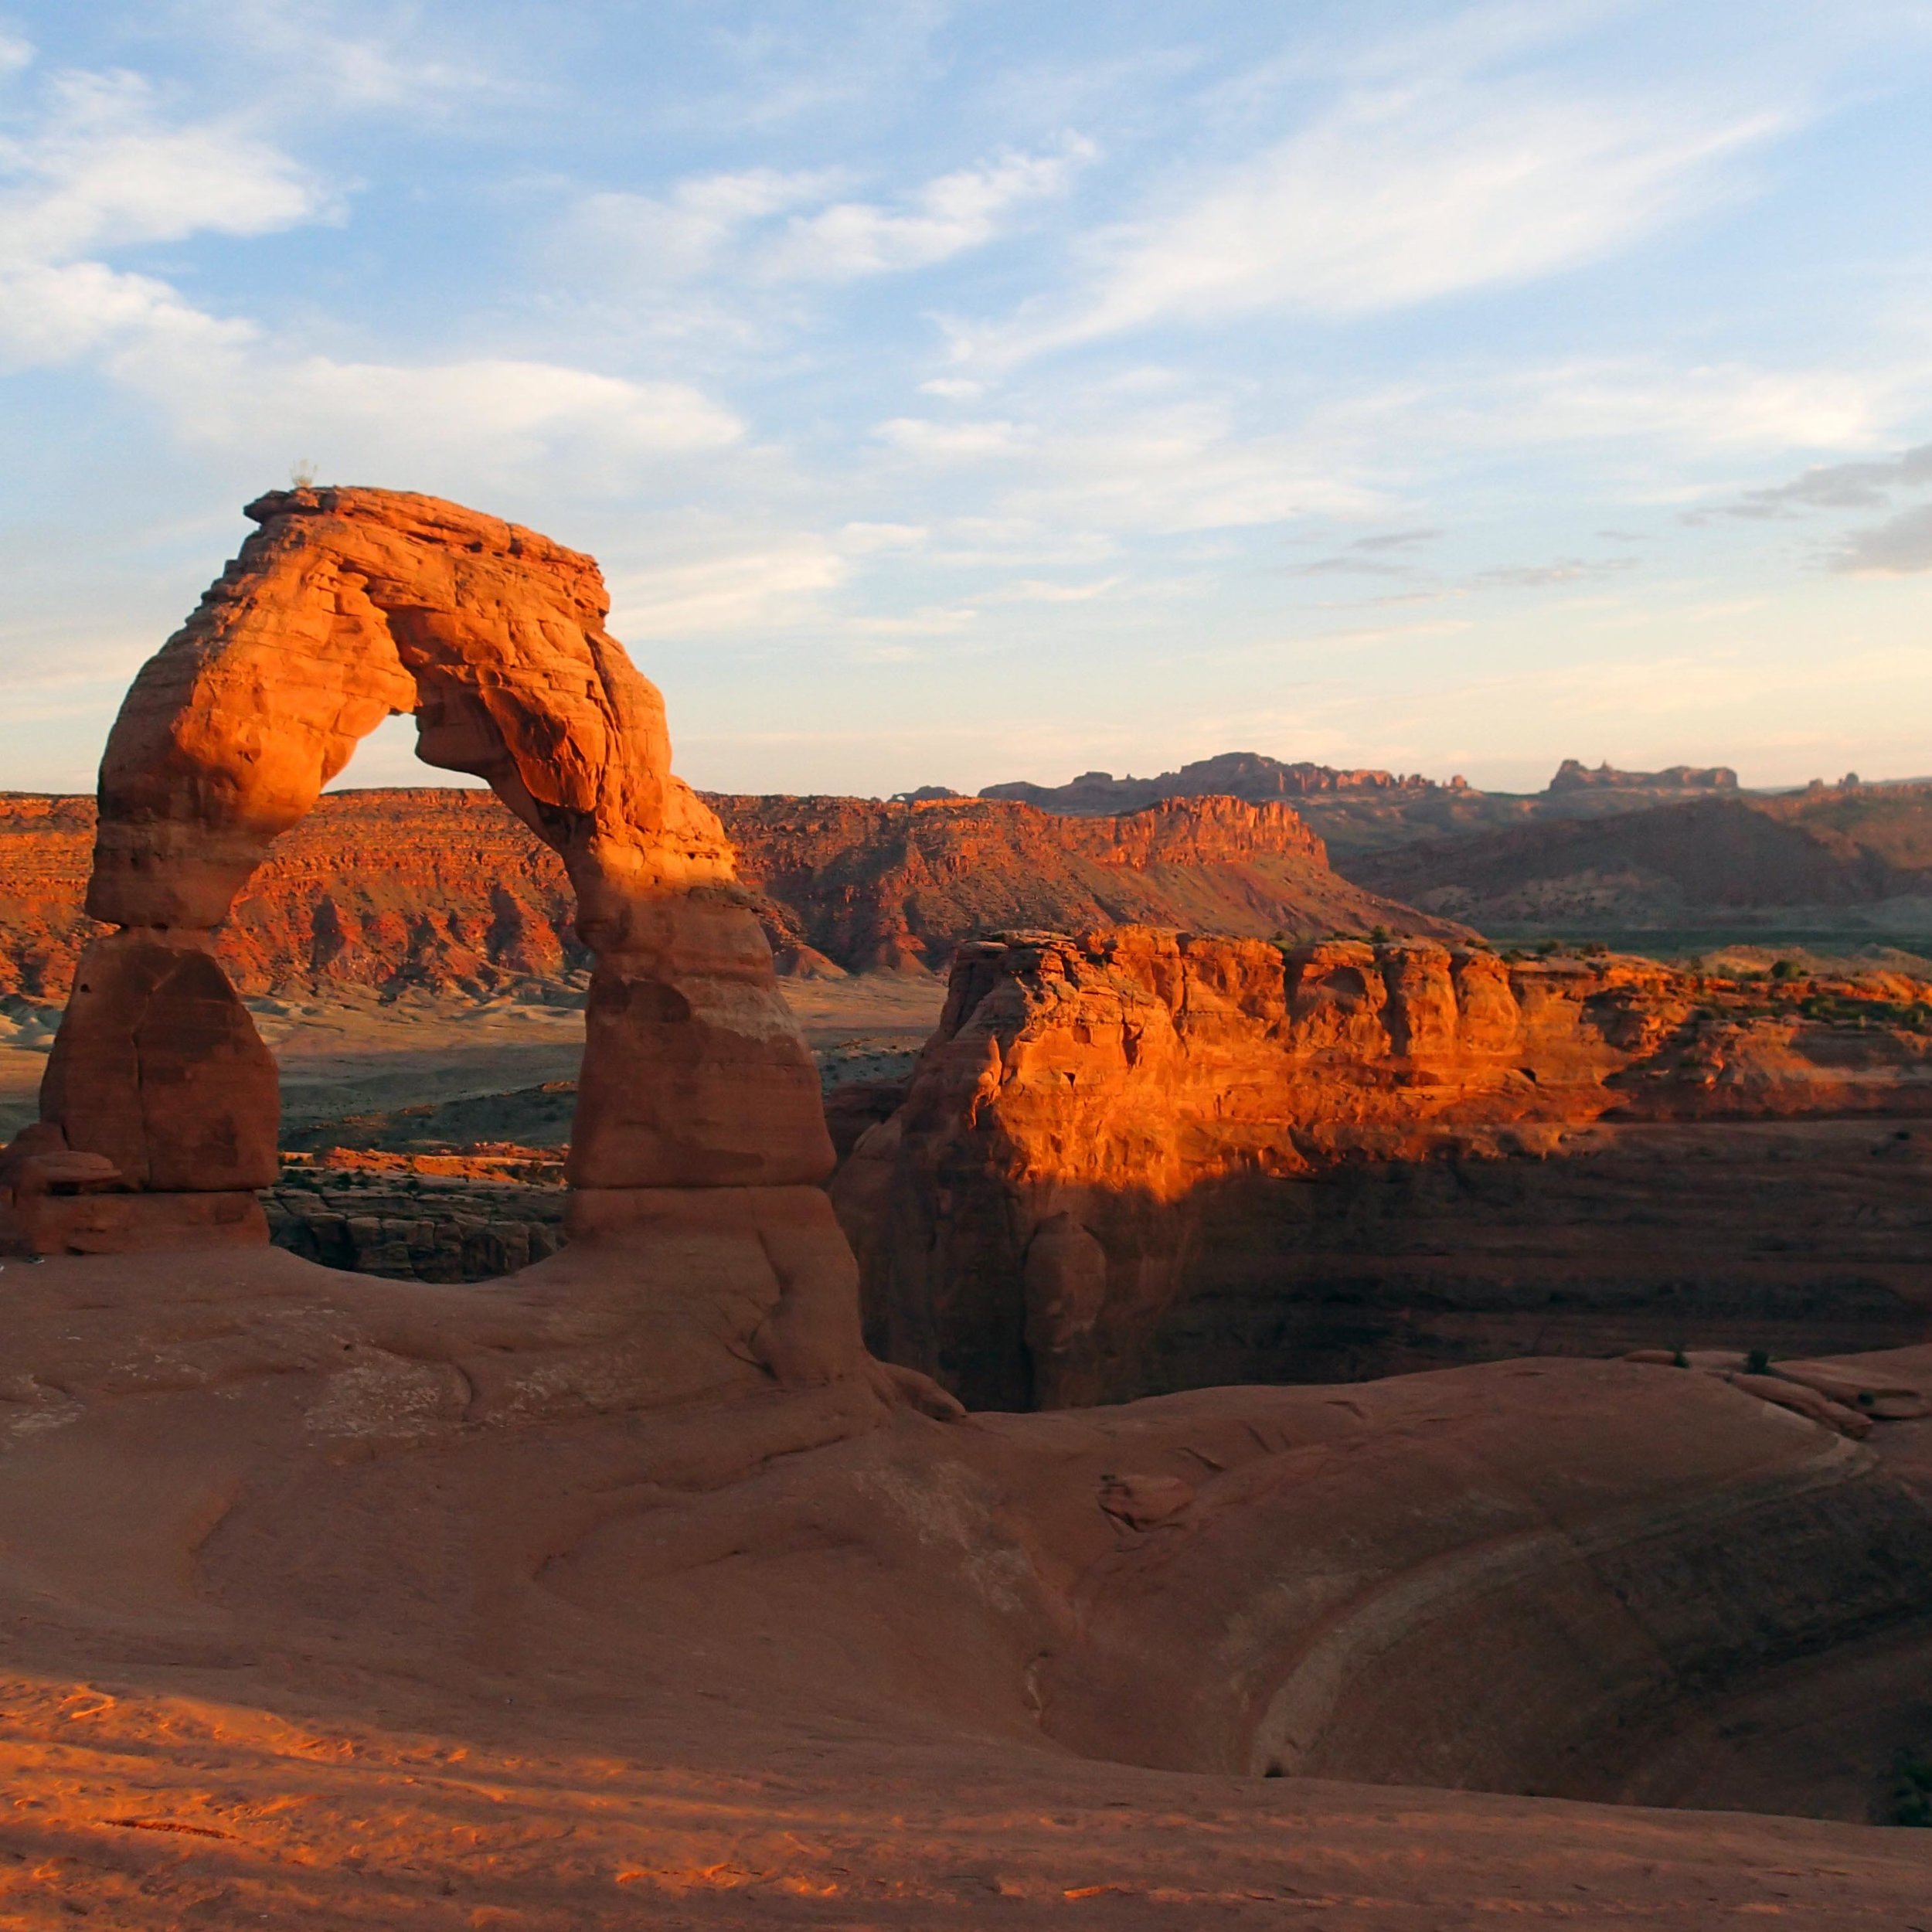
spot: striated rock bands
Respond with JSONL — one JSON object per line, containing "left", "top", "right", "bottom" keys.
{"left": 714, "top": 788, "right": 1456, "bottom": 972}
{"left": 1349, "top": 781, "right": 1932, "bottom": 932}
{"left": 835, "top": 928, "right": 1932, "bottom": 1408}
{"left": 0, "top": 784, "right": 1456, "bottom": 997}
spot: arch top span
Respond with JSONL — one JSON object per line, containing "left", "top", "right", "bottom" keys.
{"left": 9, "top": 486, "right": 842, "bottom": 1267}
{"left": 91, "top": 485, "right": 736, "bottom": 947}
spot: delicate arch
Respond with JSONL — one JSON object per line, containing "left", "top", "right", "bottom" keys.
{"left": 19, "top": 487, "right": 833, "bottom": 1241}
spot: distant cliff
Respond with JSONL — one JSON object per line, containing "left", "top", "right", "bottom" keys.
{"left": 0, "top": 786, "right": 1458, "bottom": 999}
{"left": 1548, "top": 757, "right": 1739, "bottom": 794}
{"left": 713, "top": 790, "right": 1459, "bottom": 974}
{"left": 1350, "top": 784, "right": 1932, "bottom": 932}
{"left": 981, "top": 750, "right": 1460, "bottom": 815}
{"left": 975, "top": 750, "right": 1774, "bottom": 859}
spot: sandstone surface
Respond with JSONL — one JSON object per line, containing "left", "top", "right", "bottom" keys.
{"left": 1, "top": 1244, "right": 1930, "bottom": 1924}
{"left": 836, "top": 930, "right": 1932, "bottom": 1407}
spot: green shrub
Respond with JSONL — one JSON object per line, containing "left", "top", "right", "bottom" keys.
{"left": 1891, "top": 1750, "right": 1932, "bottom": 1827}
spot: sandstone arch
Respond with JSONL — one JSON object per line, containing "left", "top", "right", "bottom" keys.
{"left": 2, "top": 488, "right": 872, "bottom": 1383}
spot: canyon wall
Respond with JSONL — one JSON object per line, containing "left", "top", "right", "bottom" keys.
{"left": 1351, "top": 785, "right": 1932, "bottom": 933}
{"left": 0, "top": 785, "right": 1455, "bottom": 1001}
{"left": 977, "top": 750, "right": 1790, "bottom": 858}
{"left": 712, "top": 789, "right": 1456, "bottom": 972}
{"left": 834, "top": 930, "right": 1932, "bottom": 1408}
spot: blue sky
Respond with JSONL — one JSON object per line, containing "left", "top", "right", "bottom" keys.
{"left": 2, "top": 1, "right": 1929, "bottom": 798}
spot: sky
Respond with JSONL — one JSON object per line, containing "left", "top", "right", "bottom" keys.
{"left": 1, "top": 1, "right": 1929, "bottom": 799}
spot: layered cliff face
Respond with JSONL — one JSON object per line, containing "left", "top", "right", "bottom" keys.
{"left": 0, "top": 785, "right": 1456, "bottom": 998}
{"left": 713, "top": 790, "right": 1458, "bottom": 972}
{"left": 977, "top": 751, "right": 1788, "bottom": 860}
{"left": 0, "top": 794, "right": 96, "bottom": 1002}
{"left": 0, "top": 790, "right": 583, "bottom": 1004}
{"left": 1349, "top": 785, "right": 1932, "bottom": 933}
{"left": 834, "top": 930, "right": 1932, "bottom": 1408}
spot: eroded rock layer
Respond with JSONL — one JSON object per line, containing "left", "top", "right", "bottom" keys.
{"left": 835, "top": 930, "right": 1932, "bottom": 1406}
{"left": 3, "top": 1245, "right": 1932, "bottom": 1925}
{"left": 0, "top": 784, "right": 1454, "bottom": 998}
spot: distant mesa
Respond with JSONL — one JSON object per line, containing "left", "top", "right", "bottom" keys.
{"left": 981, "top": 750, "right": 1461, "bottom": 815}
{"left": 979, "top": 749, "right": 1752, "bottom": 818}
{"left": 0, "top": 784, "right": 1461, "bottom": 1003}
{"left": 1349, "top": 781, "right": 1932, "bottom": 934}
{"left": 1547, "top": 757, "right": 1740, "bottom": 794}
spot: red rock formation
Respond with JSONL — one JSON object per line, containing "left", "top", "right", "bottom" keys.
{"left": 834, "top": 929, "right": 1932, "bottom": 1406}
{"left": 0, "top": 784, "right": 1458, "bottom": 998}
{"left": 716, "top": 789, "right": 1458, "bottom": 972}
{"left": 1348, "top": 790, "right": 1928, "bottom": 928}
{"left": 0, "top": 488, "right": 954, "bottom": 1413}
{"left": 980, "top": 750, "right": 1456, "bottom": 813}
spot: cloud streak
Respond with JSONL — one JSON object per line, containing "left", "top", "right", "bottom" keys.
{"left": 966, "top": 74, "right": 1790, "bottom": 360}
{"left": 0, "top": 46, "right": 746, "bottom": 489}
{"left": 1836, "top": 502, "right": 1932, "bottom": 573}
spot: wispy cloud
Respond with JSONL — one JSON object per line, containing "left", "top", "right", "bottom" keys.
{"left": 567, "top": 138, "right": 1092, "bottom": 295}
{"left": 965, "top": 73, "right": 1791, "bottom": 360}
{"left": 1691, "top": 439, "right": 1932, "bottom": 569}
{"left": 758, "top": 137, "right": 1094, "bottom": 281}
{"left": 1836, "top": 502, "right": 1932, "bottom": 573}
{"left": 1473, "top": 555, "right": 1638, "bottom": 588}
{"left": 877, "top": 394, "right": 1383, "bottom": 536}
{"left": 0, "top": 49, "right": 744, "bottom": 489}
{"left": 1716, "top": 441, "right": 1932, "bottom": 516}
{"left": 566, "top": 167, "right": 849, "bottom": 284}
{"left": 1321, "top": 357, "right": 1900, "bottom": 481}
{"left": 0, "top": 67, "right": 332, "bottom": 266}
{"left": 608, "top": 539, "right": 846, "bottom": 638}
{"left": 187, "top": 0, "right": 514, "bottom": 114}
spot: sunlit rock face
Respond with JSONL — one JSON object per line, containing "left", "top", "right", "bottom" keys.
{"left": 0, "top": 782, "right": 1457, "bottom": 1004}
{"left": 835, "top": 929, "right": 1932, "bottom": 1408}
{"left": 5, "top": 488, "right": 827, "bottom": 1229}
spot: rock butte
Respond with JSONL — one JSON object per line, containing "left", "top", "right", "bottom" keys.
{"left": 2, "top": 492, "right": 1930, "bottom": 1926}
{"left": 836, "top": 928, "right": 1932, "bottom": 1407}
